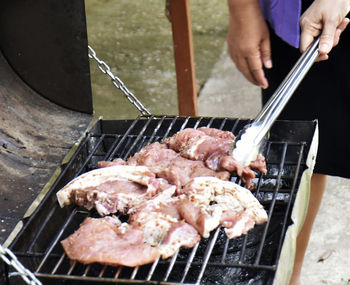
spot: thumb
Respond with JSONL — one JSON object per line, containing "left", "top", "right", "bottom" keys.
{"left": 300, "top": 31, "right": 316, "bottom": 53}
{"left": 318, "top": 21, "right": 337, "bottom": 54}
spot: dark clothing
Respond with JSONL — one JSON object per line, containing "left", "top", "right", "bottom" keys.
{"left": 262, "top": 11, "right": 350, "bottom": 177}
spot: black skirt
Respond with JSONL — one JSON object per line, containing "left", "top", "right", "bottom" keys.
{"left": 262, "top": 9, "right": 350, "bottom": 177}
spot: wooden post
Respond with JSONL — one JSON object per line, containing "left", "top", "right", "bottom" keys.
{"left": 169, "top": 0, "right": 198, "bottom": 116}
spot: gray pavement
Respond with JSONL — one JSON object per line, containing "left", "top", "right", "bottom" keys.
{"left": 198, "top": 47, "right": 350, "bottom": 285}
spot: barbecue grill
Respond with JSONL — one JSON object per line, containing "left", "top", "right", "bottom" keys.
{"left": 0, "top": 2, "right": 318, "bottom": 283}
{"left": 2, "top": 115, "right": 318, "bottom": 285}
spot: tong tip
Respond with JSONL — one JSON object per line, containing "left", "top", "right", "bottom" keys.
{"left": 232, "top": 123, "right": 266, "bottom": 166}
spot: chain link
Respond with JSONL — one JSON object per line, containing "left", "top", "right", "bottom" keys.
{"left": 88, "top": 45, "right": 151, "bottom": 115}
{"left": 0, "top": 244, "right": 42, "bottom": 285}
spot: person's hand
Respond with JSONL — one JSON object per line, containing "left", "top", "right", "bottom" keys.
{"left": 227, "top": 0, "right": 272, "bottom": 89}
{"left": 300, "top": 0, "right": 350, "bottom": 61}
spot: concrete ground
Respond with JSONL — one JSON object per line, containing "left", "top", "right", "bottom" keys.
{"left": 198, "top": 47, "right": 350, "bottom": 285}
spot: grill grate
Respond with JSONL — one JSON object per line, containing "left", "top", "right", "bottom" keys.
{"left": 5, "top": 115, "right": 316, "bottom": 285}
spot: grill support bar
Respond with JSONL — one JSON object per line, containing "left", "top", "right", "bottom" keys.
{"left": 274, "top": 143, "right": 306, "bottom": 264}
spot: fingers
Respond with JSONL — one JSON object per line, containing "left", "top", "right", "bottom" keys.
{"left": 261, "top": 37, "right": 273, "bottom": 69}
{"left": 246, "top": 54, "right": 269, "bottom": 89}
{"left": 318, "top": 19, "right": 337, "bottom": 54}
{"left": 299, "top": 14, "right": 320, "bottom": 53}
{"left": 300, "top": 28, "right": 318, "bottom": 53}
{"left": 319, "top": 16, "right": 350, "bottom": 53}
{"left": 337, "top": 17, "right": 350, "bottom": 32}
{"left": 301, "top": 17, "right": 349, "bottom": 62}
{"left": 234, "top": 54, "right": 268, "bottom": 89}
{"left": 333, "top": 27, "right": 342, "bottom": 47}
{"left": 333, "top": 18, "right": 350, "bottom": 46}
{"left": 234, "top": 56, "right": 258, "bottom": 86}
{"left": 232, "top": 37, "right": 271, "bottom": 89}
{"left": 317, "top": 17, "right": 349, "bottom": 60}
{"left": 315, "top": 54, "right": 328, "bottom": 62}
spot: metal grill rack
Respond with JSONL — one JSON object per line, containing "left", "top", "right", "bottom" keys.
{"left": 4, "top": 115, "right": 317, "bottom": 285}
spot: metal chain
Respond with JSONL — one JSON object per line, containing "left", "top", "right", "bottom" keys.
{"left": 88, "top": 45, "right": 151, "bottom": 115}
{"left": 0, "top": 244, "right": 42, "bottom": 285}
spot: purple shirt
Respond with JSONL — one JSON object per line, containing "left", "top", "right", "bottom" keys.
{"left": 259, "top": 0, "right": 302, "bottom": 48}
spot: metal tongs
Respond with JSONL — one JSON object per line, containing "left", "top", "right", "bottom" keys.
{"left": 232, "top": 37, "right": 320, "bottom": 166}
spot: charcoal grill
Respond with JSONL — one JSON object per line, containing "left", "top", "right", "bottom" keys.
{"left": 2, "top": 115, "right": 317, "bottom": 285}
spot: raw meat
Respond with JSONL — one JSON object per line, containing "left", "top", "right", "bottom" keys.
{"left": 177, "top": 177, "right": 268, "bottom": 238}
{"left": 163, "top": 127, "right": 267, "bottom": 189}
{"left": 61, "top": 216, "right": 160, "bottom": 267}
{"left": 163, "top": 127, "right": 234, "bottom": 162}
{"left": 99, "top": 142, "right": 230, "bottom": 187}
{"left": 61, "top": 187, "right": 200, "bottom": 266}
{"left": 56, "top": 165, "right": 172, "bottom": 216}
{"left": 128, "top": 187, "right": 200, "bottom": 259}
{"left": 58, "top": 127, "right": 268, "bottom": 268}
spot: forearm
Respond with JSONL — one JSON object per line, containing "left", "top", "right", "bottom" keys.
{"left": 227, "top": 0, "right": 260, "bottom": 10}
{"left": 226, "top": 0, "right": 271, "bottom": 88}
{"left": 227, "top": 0, "right": 266, "bottom": 42}
{"left": 227, "top": 0, "right": 262, "bottom": 20}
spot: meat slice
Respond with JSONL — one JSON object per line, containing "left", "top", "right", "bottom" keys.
{"left": 97, "top": 127, "right": 267, "bottom": 189}
{"left": 176, "top": 198, "right": 220, "bottom": 238}
{"left": 219, "top": 154, "right": 267, "bottom": 189}
{"left": 61, "top": 216, "right": 160, "bottom": 267}
{"left": 98, "top": 158, "right": 126, "bottom": 168}
{"left": 56, "top": 165, "right": 172, "bottom": 216}
{"left": 104, "top": 142, "right": 230, "bottom": 187}
{"left": 62, "top": 187, "right": 200, "bottom": 267}
{"left": 159, "top": 221, "right": 200, "bottom": 259}
{"left": 196, "top": 127, "right": 235, "bottom": 140}
{"left": 177, "top": 177, "right": 268, "bottom": 239}
{"left": 163, "top": 128, "right": 267, "bottom": 189}
{"left": 128, "top": 186, "right": 200, "bottom": 259}
{"left": 163, "top": 127, "right": 233, "bottom": 162}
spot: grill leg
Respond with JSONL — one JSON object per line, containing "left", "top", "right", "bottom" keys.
{"left": 168, "top": 0, "right": 198, "bottom": 116}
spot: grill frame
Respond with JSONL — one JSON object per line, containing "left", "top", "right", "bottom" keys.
{"left": 4, "top": 115, "right": 317, "bottom": 285}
